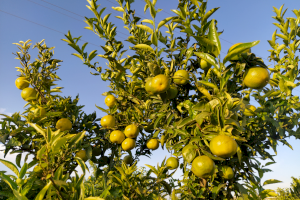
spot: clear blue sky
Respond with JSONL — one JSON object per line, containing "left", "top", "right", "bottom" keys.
{"left": 1, "top": 0, "right": 300, "bottom": 191}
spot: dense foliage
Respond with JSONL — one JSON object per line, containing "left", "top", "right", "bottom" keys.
{"left": 1, "top": 0, "right": 300, "bottom": 199}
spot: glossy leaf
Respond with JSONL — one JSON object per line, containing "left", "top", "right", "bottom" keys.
{"left": 0, "top": 159, "right": 19, "bottom": 177}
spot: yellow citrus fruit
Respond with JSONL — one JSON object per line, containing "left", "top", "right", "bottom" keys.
{"left": 200, "top": 59, "right": 212, "bottom": 71}
{"left": 21, "top": 88, "right": 37, "bottom": 101}
{"left": 15, "top": 77, "right": 29, "bottom": 90}
{"left": 191, "top": 156, "right": 215, "bottom": 178}
{"left": 166, "top": 85, "right": 178, "bottom": 99}
{"left": 105, "top": 95, "right": 116, "bottom": 108}
{"left": 146, "top": 139, "right": 159, "bottom": 150}
{"left": 173, "top": 70, "right": 189, "bottom": 85}
{"left": 124, "top": 124, "right": 139, "bottom": 138}
{"left": 243, "top": 67, "right": 270, "bottom": 89}
{"left": 228, "top": 43, "right": 251, "bottom": 61}
{"left": 122, "top": 138, "right": 136, "bottom": 151}
{"left": 145, "top": 77, "right": 156, "bottom": 95}
{"left": 76, "top": 150, "right": 88, "bottom": 162}
{"left": 123, "top": 155, "right": 133, "bottom": 165}
{"left": 244, "top": 105, "right": 256, "bottom": 116}
{"left": 151, "top": 74, "right": 170, "bottom": 93}
{"left": 166, "top": 157, "right": 179, "bottom": 170}
{"left": 100, "top": 115, "right": 115, "bottom": 128}
{"left": 56, "top": 118, "right": 72, "bottom": 131}
{"left": 110, "top": 130, "right": 125, "bottom": 144}
{"left": 31, "top": 106, "right": 46, "bottom": 118}
{"left": 220, "top": 166, "right": 234, "bottom": 179}
{"left": 209, "top": 135, "right": 237, "bottom": 158}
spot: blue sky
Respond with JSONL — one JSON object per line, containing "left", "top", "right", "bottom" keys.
{"left": 1, "top": 0, "right": 300, "bottom": 191}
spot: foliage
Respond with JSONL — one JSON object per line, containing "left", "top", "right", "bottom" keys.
{"left": 276, "top": 177, "right": 300, "bottom": 200}
{"left": 1, "top": 0, "right": 300, "bottom": 199}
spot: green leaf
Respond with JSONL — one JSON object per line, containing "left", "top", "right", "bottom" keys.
{"left": 190, "top": 0, "right": 199, "bottom": 8}
{"left": 154, "top": 114, "right": 164, "bottom": 129}
{"left": 161, "top": 180, "right": 172, "bottom": 195}
{"left": 194, "top": 52, "right": 218, "bottom": 69}
{"left": 0, "top": 173, "right": 17, "bottom": 190}
{"left": 198, "top": 80, "right": 219, "bottom": 90}
{"left": 208, "top": 19, "right": 221, "bottom": 57}
{"left": 148, "top": 1, "right": 156, "bottom": 18}
{"left": 37, "top": 145, "right": 46, "bottom": 160}
{"left": 177, "top": 117, "right": 195, "bottom": 129}
{"left": 236, "top": 183, "right": 248, "bottom": 198}
{"left": 225, "top": 118, "right": 240, "bottom": 127}
{"left": 263, "top": 179, "right": 282, "bottom": 186}
{"left": 85, "top": 198, "right": 105, "bottom": 200}
{"left": 151, "top": 32, "right": 158, "bottom": 46}
{"left": 202, "top": 7, "right": 220, "bottom": 23}
{"left": 157, "top": 17, "right": 173, "bottom": 29}
{"left": 195, "top": 112, "right": 211, "bottom": 126}
{"left": 201, "top": 149, "right": 225, "bottom": 161}
{"left": 171, "top": 9, "right": 184, "bottom": 20}
{"left": 182, "top": 144, "right": 197, "bottom": 163}
{"left": 145, "top": 164, "right": 158, "bottom": 175}
{"left": 68, "top": 131, "right": 86, "bottom": 147}
{"left": 136, "top": 24, "right": 153, "bottom": 34}
{"left": 134, "top": 44, "right": 155, "bottom": 53}
{"left": 21, "top": 176, "right": 36, "bottom": 196}
{"left": 95, "top": 104, "right": 109, "bottom": 114}
{"left": 237, "top": 145, "right": 242, "bottom": 164}
{"left": 16, "top": 154, "right": 22, "bottom": 168}
{"left": 193, "top": 36, "right": 216, "bottom": 51}
{"left": 0, "top": 159, "right": 19, "bottom": 176}
{"left": 223, "top": 41, "right": 260, "bottom": 64}
{"left": 276, "top": 33, "right": 288, "bottom": 41}
{"left": 34, "top": 181, "right": 52, "bottom": 200}
{"left": 19, "top": 163, "right": 28, "bottom": 179}
{"left": 51, "top": 136, "right": 70, "bottom": 154}
{"left": 28, "top": 123, "right": 46, "bottom": 139}
{"left": 54, "top": 164, "right": 64, "bottom": 180}
{"left": 75, "top": 157, "right": 89, "bottom": 174}
{"left": 212, "top": 183, "right": 226, "bottom": 199}
{"left": 141, "top": 19, "right": 154, "bottom": 26}
{"left": 13, "top": 189, "right": 29, "bottom": 200}
{"left": 112, "top": 7, "right": 124, "bottom": 12}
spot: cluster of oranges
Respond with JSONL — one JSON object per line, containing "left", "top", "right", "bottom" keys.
{"left": 15, "top": 77, "right": 47, "bottom": 118}
{"left": 15, "top": 77, "right": 37, "bottom": 102}
{"left": 102, "top": 95, "right": 161, "bottom": 164}
{"left": 164, "top": 135, "right": 237, "bottom": 179}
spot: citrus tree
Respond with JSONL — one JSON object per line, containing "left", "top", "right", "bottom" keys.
{"left": 0, "top": 40, "right": 118, "bottom": 199}
{"left": 63, "top": 0, "right": 300, "bottom": 199}
{"left": 1, "top": 0, "right": 300, "bottom": 199}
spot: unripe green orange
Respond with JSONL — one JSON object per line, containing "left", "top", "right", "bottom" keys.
{"left": 21, "top": 88, "right": 37, "bottom": 101}
{"left": 166, "top": 157, "right": 179, "bottom": 170}
{"left": 15, "top": 77, "right": 29, "bottom": 90}
{"left": 173, "top": 70, "right": 189, "bottom": 85}
{"left": 123, "top": 155, "right": 133, "bottom": 165}
{"left": 56, "top": 118, "right": 72, "bottom": 131}
{"left": 76, "top": 150, "right": 88, "bottom": 162}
